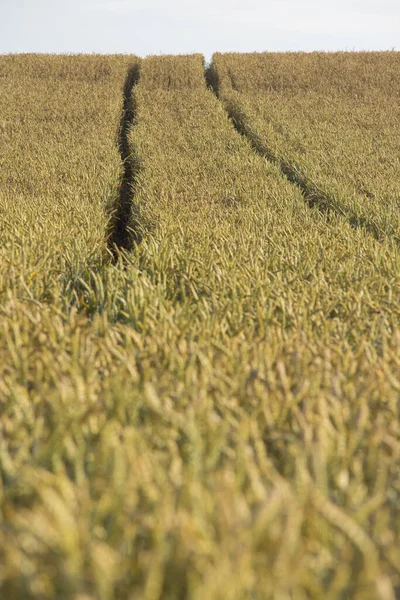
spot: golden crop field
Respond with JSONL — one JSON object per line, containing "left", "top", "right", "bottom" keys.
{"left": 208, "top": 52, "right": 400, "bottom": 241}
{"left": 1, "top": 52, "right": 400, "bottom": 600}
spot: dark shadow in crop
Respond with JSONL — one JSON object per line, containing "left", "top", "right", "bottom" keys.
{"left": 107, "top": 63, "right": 143, "bottom": 260}
{"left": 204, "top": 63, "right": 220, "bottom": 98}
{"left": 205, "top": 63, "right": 384, "bottom": 242}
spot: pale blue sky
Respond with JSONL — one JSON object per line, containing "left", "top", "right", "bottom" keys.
{"left": 1, "top": 0, "right": 399, "bottom": 59}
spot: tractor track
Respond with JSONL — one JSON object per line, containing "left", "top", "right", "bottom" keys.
{"left": 107, "top": 63, "right": 142, "bottom": 258}
{"left": 205, "top": 65, "right": 384, "bottom": 243}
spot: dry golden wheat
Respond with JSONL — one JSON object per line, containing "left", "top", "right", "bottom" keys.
{"left": 1, "top": 52, "right": 400, "bottom": 599}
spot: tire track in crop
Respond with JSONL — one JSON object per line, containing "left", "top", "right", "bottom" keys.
{"left": 107, "top": 63, "right": 142, "bottom": 258}
{"left": 205, "top": 65, "right": 382, "bottom": 241}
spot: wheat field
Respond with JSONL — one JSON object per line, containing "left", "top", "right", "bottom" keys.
{"left": 1, "top": 52, "right": 400, "bottom": 600}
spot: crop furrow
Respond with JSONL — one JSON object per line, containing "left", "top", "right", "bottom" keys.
{"left": 227, "top": 102, "right": 382, "bottom": 238}
{"left": 107, "top": 63, "right": 142, "bottom": 257}
{"left": 205, "top": 65, "right": 384, "bottom": 242}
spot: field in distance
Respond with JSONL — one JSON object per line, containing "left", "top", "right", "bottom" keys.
{"left": 1, "top": 51, "right": 400, "bottom": 600}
